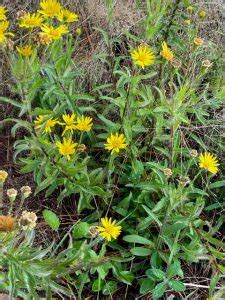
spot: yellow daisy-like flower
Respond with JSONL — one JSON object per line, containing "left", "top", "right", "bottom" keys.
{"left": 131, "top": 45, "right": 155, "bottom": 69}
{"left": 57, "top": 9, "right": 78, "bottom": 23}
{"left": 0, "top": 6, "right": 7, "bottom": 21}
{"left": 104, "top": 133, "right": 127, "bottom": 154}
{"left": 38, "top": 0, "right": 62, "bottom": 19}
{"left": 199, "top": 152, "right": 219, "bottom": 175}
{"left": 76, "top": 116, "right": 93, "bottom": 132}
{"left": 56, "top": 137, "right": 78, "bottom": 160}
{"left": 16, "top": 44, "right": 33, "bottom": 57}
{"left": 40, "top": 24, "right": 68, "bottom": 40}
{"left": 193, "top": 37, "right": 204, "bottom": 47}
{"left": 98, "top": 217, "right": 122, "bottom": 242}
{"left": 160, "top": 41, "right": 173, "bottom": 61}
{"left": 19, "top": 12, "right": 43, "bottom": 29}
{"left": 62, "top": 113, "right": 77, "bottom": 135}
{"left": 0, "top": 21, "right": 14, "bottom": 44}
{"left": 43, "top": 117, "right": 59, "bottom": 134}
{"left": 34, "top": 115, "right": 44, "bottom": 130}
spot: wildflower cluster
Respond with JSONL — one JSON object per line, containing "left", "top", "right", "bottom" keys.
{"left": 0, "top": 0, "right": 79, "bottom": 52}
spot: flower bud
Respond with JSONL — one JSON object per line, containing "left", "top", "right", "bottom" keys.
{"left": 163, "top": 168, "right": 172, "bottom": 177}
{"left": 193, "top": 38, "right": 204, "bottom": 47}
{"left": 6, "top": 189, "right": 18, "bottom": 202}
{"left": 76, "top": 28, "right": 81, "bottom": 35}
{"left": 202, "top": 60, "right": 212, "bottom": 68}
{"left": 184, "top": 19, "right": 191, "bottom": 25}
{"left": 190, "top": 149, "right": 198, "bottom": 158}
{"left": 0, "top": 170, "right": 8, "bottom": 184}
{"left": 20, "top": 186, "right": 32, "bottom": 199}
{"left": 199, "top": 10, "right": 206, "bottom": 18}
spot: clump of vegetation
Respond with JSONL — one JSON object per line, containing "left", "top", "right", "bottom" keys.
{"left": 0, "top": 0, "right": 224, "bottom": 299}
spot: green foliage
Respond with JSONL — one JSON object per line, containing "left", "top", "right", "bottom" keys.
{"left": 0, "top": 0, "right": 224, "bottom": 298}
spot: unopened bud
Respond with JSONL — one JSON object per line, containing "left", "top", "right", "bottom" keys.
{"left": 0, "top": 170, "right": 8, "bottom": 184}
{"left": 193, "top": 38, "right": 204, "bottom": 47}
{"left": 7, "top": 189, "right": 17, "bottom": 202}
{"left": 16, "top": 10, "right": 27, "bottom": 19}
{"left": 190, "top": 149, "right": 198, "bottom": 158}
{"left": 163, "top": 168, "right": 172, "bottom": 177}
{"left": 20, "top": 186, "right": 32, "bottom": 199}
{"left": 76, "top": 28, "right": 81, "bottom": 35}
{"left": 202, "top": 60, "right": 212, "bottom": 68}
{"left": 171, "top": 57, "right": 182, "bottom": 68}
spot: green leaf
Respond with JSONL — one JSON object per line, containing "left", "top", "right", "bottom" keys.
{"left": 130, "top": 247, "right": 152, "bottom": 256}
{"left": 102, "top": 281, "right": 117, "bottom": 296}
{"left": 151, "top": 269, "right": 165, "bottom": 280}
{"left": 42, "top": 210, "right": 60, "bottom": 231}
{"left": 209, "top": 181, "right": 225, "bottom": 189}
{"left": 140, "top": 278, "right": 154, "bottom": 294}
{"left": 123, "top": 235, "right": 154, "bottom": 246}
{"left": 169, "top": 280, "right": 186, "bottom": 292}
{"left": 72, "top": 222, "right": 89, "bottom": 239}
{"left": 92, "top": 278, "right": 104, "bottom": 292}
{"left": 152, "top": 281, "right": 166, "bottom": 299}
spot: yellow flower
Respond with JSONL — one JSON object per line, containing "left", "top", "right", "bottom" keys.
{"left": 0, "top": 21, "right": 14, "bottom": 44}
{"left": 199, "top": 152, "right": 219, "bottom": 174}
{"left": 0, "top": 170, "right": 8, "bottom": 182}
{"left": 131, "top": 45, "right": 155, "bottom": 69}
{"left": 61, "top": 113, "right": 77, "bottom": 135}
{"left": 40, "top": 24, "right": 68, "bottom": 40}
{"left": 98, "top": 217, "right": 122, "bottom": 242}
{"left": 16, "top": 44, "right": 33, "bottom": 57}
{"left": 0, "top": 6, "right": 7, "bottom": 21}
{"left": 160, "top": 41, "right": 173, "bottom": 61}
{"left": 34, "top": 115, "right": 44, "bottom": 130}
{"left": 76, "top": 27, "right": 81, "bottom": 35}
{"left": 19, "top": 12, "right": 43, "bottom": 29}
{"left": 38, "top": 0, "right": 62, "bottom": 18}
{"left": 193, "top": 37, "right": 203, "bottom": 47}
{"left": 56, "top": 137, "right": 78, "bottom": 160}
{"left": 199, "top": 10, "right": 206, "bottom": 18}
{"left": 76, "top": 116, "right": 93, "bottom": 132}
{"left": 57, "top": 9, "right": 78, "bottom": 23}
{"left": 105, "top": 133, "right": 127, "bottom": 154}
{"left": 43, "top": 117, "right": 59, "bottom": 133}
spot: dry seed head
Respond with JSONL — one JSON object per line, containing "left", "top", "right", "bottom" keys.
{"left": 163, "top": 168, "right": 172, "bottom": 177}
{"left": 77, "top": 144, "right": 87, "bottom": 152}
{"left": 0, "top": 215, "right": 15, "bottom": 232}
{"left": 171, "top": 57, "right": 182, "bottom": 68}
{"left": 179, "top": 176, "right": 190, "bottom": 187}
{"left": 89, "top": 226, "right": 99, "bottom": 238}
{"left": 18, "top": 211, "right": 37, "bottom": 230}
{"left": 16, "top": 10, "right": 27, "bottom": 19}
